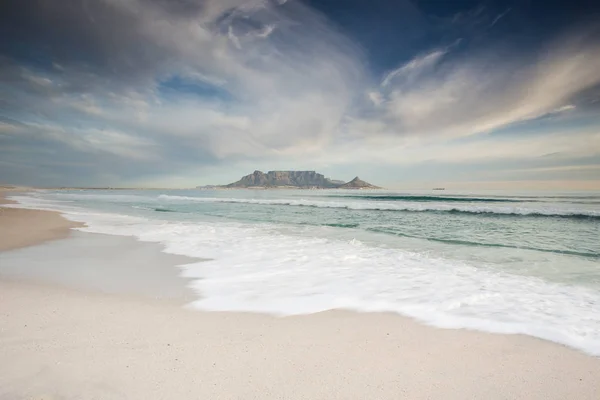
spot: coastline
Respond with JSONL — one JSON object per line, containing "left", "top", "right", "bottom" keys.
{"left": 0, "top": 189, "right": 84, "bottom": 251}
{"left": 1, "top": 191, "right": 600, "bottom": 399}
{"left": 2, "top": 278, "right": 600, "bottom": 399}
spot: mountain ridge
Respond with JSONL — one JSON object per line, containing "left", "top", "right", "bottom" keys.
{"left": 219, "top": 170, "right": 381, "bottom": 189}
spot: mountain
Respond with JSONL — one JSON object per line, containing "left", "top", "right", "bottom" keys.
{"left": 224, "top": 171, "right": 381, "bottom": 189}
{"left": 337, "top": 177, "right": 381, "bottom": 189}
{"left": 225, "top": 170, "right": 339, "bottom": 188}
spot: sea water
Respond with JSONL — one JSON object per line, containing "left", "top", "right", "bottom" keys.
{"left": 7, "top": 189, "right": 600, "bottom": 355}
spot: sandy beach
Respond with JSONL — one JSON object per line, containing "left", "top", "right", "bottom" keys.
{"left": 1, "top": 191, "right": 600, "bottom": 399}
{"left": 0, "top": 189, "right": 84, "bottom": 251}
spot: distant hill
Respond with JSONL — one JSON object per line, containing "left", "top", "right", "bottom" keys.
{"left": 337, "top": 177, "right": 381, "bottom": 189}
{"left": 223, "top": 171, "right": 381, "bottom": 189}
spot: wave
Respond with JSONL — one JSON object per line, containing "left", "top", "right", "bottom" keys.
{"left": 443, "top": 209, "right": 599, "bottom": 221}
{"left": 132, "top": 205, "right": 181, "bottom": 213}
{"left": 366, "top": 228, "right": 600, "bottom": 259}
{"left": 327, "top": 195, "right": 526, "bottom": 203}
{"left": 324, "top": 222, "right": 360, "bottom": 228}
{"left": 158, "top": 195, "right": 600, "bottom": 220}
{"left": 490, "top": 194, "right": 600, "bottom": 200}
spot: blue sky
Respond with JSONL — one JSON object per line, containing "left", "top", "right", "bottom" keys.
{"left": 1, "top": 0, "right": 599, "bottom": 189}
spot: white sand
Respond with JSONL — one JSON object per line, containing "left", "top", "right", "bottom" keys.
{"left": 2, "top": 278, "right": 600, "bottom": 400}
{"left": 1, "top": 190, "right": 600, "bottom": 399}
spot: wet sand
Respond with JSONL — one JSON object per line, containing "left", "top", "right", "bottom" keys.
{"left": 0, "top": 189, "right": 84, "bottom": 251}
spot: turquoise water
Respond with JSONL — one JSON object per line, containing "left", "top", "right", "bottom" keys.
{"left": 8, "top": 189, "right": 600, "bottom": 354}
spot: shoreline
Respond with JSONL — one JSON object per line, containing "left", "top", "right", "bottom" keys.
{"left": 2, "top": 278, "right": 600, "bottom": 399}
{"left": 0, "top": 189, "right": 85, "bottom": 251}
{"left": 2, "top": 190, "right": 600, "bottom": 398}
{"left": 0, "top": 231, "right": 198, "bottom": 304}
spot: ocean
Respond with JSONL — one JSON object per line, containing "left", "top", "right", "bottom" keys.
{"left": 8, "top": 189, "right": 600, "bottom": 355}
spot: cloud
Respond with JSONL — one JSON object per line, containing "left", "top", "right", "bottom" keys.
{"left": 1, "top": 0, "right": 599, "bottom": 187}
{"left": 2, "top": 120, "right": 157, "bottom": 160}
{"left": 507, "top": 164, "right": 600, "bottom": 173}
{"left": 228, "top": 25, "right": 242, "bottom": 49}
{"left": 300, "top": 119, "right": 600, "bottom": 170}
{"left": 254, "top": 24, "right": 276, "bottom": 38}
{"left": 0, "top": 0, "right": 364, "bottom": 182}
{"left": 552, "top": 104, "right": 576, "bottom": 113}
{"left": 490, "top": 8, "right": 511, "bottom": 27}
{"left": 367, "top": 91, "right": 384, "bottom": 106}
{"left": 381, "top": 48, "right": 448, "bottom": 87}
{"left": 361, "top": 26, "right": 600, "bottom": 140}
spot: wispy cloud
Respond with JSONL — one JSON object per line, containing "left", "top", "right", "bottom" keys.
{"left": 380, "top": 39, "right": 462, "bottom": 87}
{"left": 3, "top": 121, "right": 157, "bottom": 160}
{"left": 381, "top": 49, "right": 448, "bottom": 87}
{"left": 254, "top": 24, "right": 276, "bottom": 38}
{"left": 361, "top": 27, "right": 600, "bottom": 140}
{"left": 490, "top": 8, "right": 512, "bottom": 27}
{"left": 1, "top": 0, "right": 599, "bottom": 187}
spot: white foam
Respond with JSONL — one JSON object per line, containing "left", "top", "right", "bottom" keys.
{"left": 7, "top": 193, "right": 600, "bottom": 356}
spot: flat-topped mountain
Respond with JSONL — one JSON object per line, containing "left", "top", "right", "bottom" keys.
{"left": 223, "top": 171, "right": 381, "bottom": 189}
{"left": 225, "top": 170, "right": 338, "bottom": 188}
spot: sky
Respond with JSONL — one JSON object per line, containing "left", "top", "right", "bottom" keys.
{"left": 1, "top": 0, "right": 599, "bottom": 189}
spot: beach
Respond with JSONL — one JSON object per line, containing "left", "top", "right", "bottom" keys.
{"left": 0, "top": 189, "right": 84, "bottom": 251}
{"left": 1, "top": 190, "right": 600, "bottom": 399}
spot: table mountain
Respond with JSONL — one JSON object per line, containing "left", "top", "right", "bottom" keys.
{"left": 224, "top": 171, "right": 380, "bottom": 189}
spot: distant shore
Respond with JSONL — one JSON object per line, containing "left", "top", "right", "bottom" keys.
{"left": 1, "top": 192, "right": 600, "bottom": 399}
